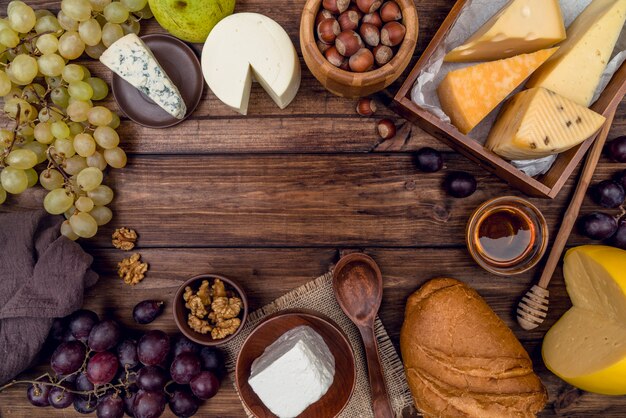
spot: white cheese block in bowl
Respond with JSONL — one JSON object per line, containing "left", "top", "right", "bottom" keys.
{"left": 201, "top": 13, "right": 301, "bottom": 115}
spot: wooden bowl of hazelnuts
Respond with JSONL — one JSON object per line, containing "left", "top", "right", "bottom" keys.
{"left": 300, "top": 0, "right": 418, "bottom": 98}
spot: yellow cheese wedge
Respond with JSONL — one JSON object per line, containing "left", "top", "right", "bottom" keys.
{"left": 445, "top": 0, "right": 566, "bottom": 62}
{"left": 542, "top": 246, "right": 626, "bottom": 395}
{"left": 485, "top": 88, "right": 605, "bottom": 160}
{"left": 526, "top": 0, "right": 626, "bottom": 106}
{"left": 438, "top": 48, "right": 558, "bottom": 134}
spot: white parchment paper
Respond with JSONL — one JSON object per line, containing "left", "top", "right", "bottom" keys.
{"left": 411, "top": 0, "right": 626, "bottom": 176}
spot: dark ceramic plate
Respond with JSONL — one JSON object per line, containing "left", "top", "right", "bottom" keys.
{"left": 111, "top": 34, "right": 203, "bottom": 129}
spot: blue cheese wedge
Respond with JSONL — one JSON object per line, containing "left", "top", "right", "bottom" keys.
{"left": 100, "top": 34, "right": 186, "bottom": 119}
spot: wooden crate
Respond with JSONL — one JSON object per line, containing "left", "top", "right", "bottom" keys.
{"left": 392, "top": 0, "right": 626, "bottom": 199}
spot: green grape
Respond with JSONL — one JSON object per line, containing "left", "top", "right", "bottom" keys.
{"left": 0, "top": 129, "right": 14, "bottom": 146}
{"left": 1, "top": 166, "right": 28, "bottom": 194}
{"left": 36, "top": 34, "right": 59, "bottom": 55}
{"left": 121, "top": 0, "right": 147, "bottom": 12}
{"left": 0, "top": 71, "right": 11, "bottom": 96}
{"left": 24, "top": 167, "right": 37, "bottom": 187}
{"left": 0, "top": 185, "right": 6, "bottom": 204}
{"left": 108, "top": 112, "right": 120, "bottom": 129}
{"left": 62, "top": 64, "right": 84, "bottom": 83}
{"left": 51, "top": 86, "right": 71, "bottom": 108}
{"left": 60, "top": 219, "right": 79, "bottom": 240}
{"left": 86, "top": 150, "right": 107, "bottom": 170}
{"left": 69, "top": 211, "right": 98, "bottom": 238}
{"left": 68, "top": 122, "right": 84, "bottom": 136}
{"left": 22, "top": 83, "right": 46, "bottom": 103}
{"left": 104, "top": 147, "right": 126, "bottom": 168}
{"left": 58, "top": 31, "right": 85, "bottom": 60}
{"left": 45, "top": 75, "right": 63, "bottom": 88}
{"left": 9, "top": 54, "right": 38, "bottom": 84}
{"left": 64, "top": 204, "right": 76, "bottom": 219}
{"left": 34, "top": 9, "right": 53, "bottom": 18}
{"left": 21, "top": 140, "right": 47, "bottom": 163}
{"left": 40, "top": 168, "right": 65, "bottom": 190}
{"left": 0, "top": 28, "right": 19, "bottom": 48}
{"left": 66, "top": 99, "right": 91, "bottom": 122}
{"left": 8, "top": 2, "right": 36, "bottom": 34}
{"left": 38, "top": 107, "right": 64, "bottom": 122}
{"left": 94, "top": 126, "right": 119, "bottom": 149}
{"left": 4, "top": 98, "right": 36, "bottom": 121}
{"left": 51, "top": 120, "right": 70, "bottom": 139}
{"left": 101, "top": 22, "right": 124, "bottom": 47}
{"left": 79, "top": 65, "right": 91, "bottom": 80}
{"left": 17, "top": 124, "right": 34, "bottom": 142}
{"left": 38, "top": 54, "right": 66, "bottom": 77}
{"left": 0, "top": 18, "right": 10, "bottom": 31}
{"left": 68, "top": 80, "right": 93, "bottom": 100}
{"left": 54, "top": 137, "right": 75, "bottom": 157}
{"left": 61, "top": 0, "right": 93, "bottom": 22}
{"left": 89, "top": 0, "right": 111, "bottom": 12}
{"left": 134, "top": 4, "right": 153, "bottom": 19}
{"left": 87, "top": 184, "right": 113, "bottom": 205}
{"left": 88, "top": 106, "right": 113, "bottom": 126}
{"left": 86, "top": 77, "right": 108, "bottom": 100}
{"left": 57, "top": 10, "right": 78, "bottom": 31}
{"left": 64, "top": 154, "right": 88, "bottom": 175}
{"left": 6, "top": 148, "right": 37, "bottom": 169}
{"left": 103, "top": 2, "right": 129, "bottom": 24}
{"left": 85, "top": 42, "right": 106, "bottom": 59}
{"left": 44, "top": 187, "right": 74, "bottom": 214}
{"left": 76, "top": 166, "right": 103, "bottom": 191}
{"left": 78, "top": 18, "right": 101, "bottom": 46}
{"left": 34, "top": 15, "right": 62, "bottom": 34}
{"left": 75, "top": 195, "right": 94, "bottom": 212}
{"left": 90, "top": 205, "right": 112, "bottom": 225}
{"left": 74, "top": 132, "right": 96, "bottom": 157}
{"left": 120, "top": 19, "right": 140, "bottom": 35}
{"left": 4, "top": 85, "right": 22, "bottom": 101}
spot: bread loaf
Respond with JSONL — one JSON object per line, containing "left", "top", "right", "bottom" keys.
{"left": 400, "top": 278, "right": 547, "bottom": 417}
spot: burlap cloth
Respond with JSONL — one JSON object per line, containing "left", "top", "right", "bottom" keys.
{"left": 222, "top": 272, "right": 413, "bottom": 417}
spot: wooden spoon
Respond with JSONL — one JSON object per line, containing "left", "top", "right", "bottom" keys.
{"left": 332, "top": 253, "right": 394, "bottom": 418}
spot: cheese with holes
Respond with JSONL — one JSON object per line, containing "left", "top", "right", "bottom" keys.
{"left": 485, "top": 88, "right": 605, "bottom": 160}
{"left": 201, "top": 13, "right": 301, "bottom": 115}
{"left": 542, "top": 246, "right": 626, "bottom": 395}
{"left": 438, "top": 48, "right": 558, "bottom": 134}
{"left": 445, "top": 0, "right": 566, "bottom": 62}
{"left": 526, "top": 0, "right": 626, "bottom": 106}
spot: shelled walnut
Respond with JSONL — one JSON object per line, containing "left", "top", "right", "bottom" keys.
{"left": 118, "top": 253, "right": 148, "bottom": 285}
{"left": 112, "top": 227, "right": 137, "bottom": 251}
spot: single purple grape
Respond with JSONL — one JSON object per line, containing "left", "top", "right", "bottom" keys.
{"left": 168, "top": 389, "right": 200, "bottom": 417}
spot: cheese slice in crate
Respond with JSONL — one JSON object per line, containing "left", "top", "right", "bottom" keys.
{"left": 445, "top": 0, "right": 566, "bottom": 62}
{"left": 526, "top": 0, "right": 626, "bottom": 106}
{"left": 201, "top": 13, "right": 301, "bottom": 115}
{"left": 438, "top": 47, "right": 557, "bottom": 134}
{"left": 485, "top": 88, "right": 605, "bottom": 160}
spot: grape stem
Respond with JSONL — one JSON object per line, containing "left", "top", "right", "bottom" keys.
{"left": 0, "top": 30, "right": 57, "bottom": 58}
{"left": 0, "top": 104, "right": 22, "bottom": 168}
{"left": 45, "top": 146, "right": 72, "bottom": 186}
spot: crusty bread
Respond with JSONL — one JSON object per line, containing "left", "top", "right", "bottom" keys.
{"left": 400, "top": 278, "right": 547, "bottom": 418}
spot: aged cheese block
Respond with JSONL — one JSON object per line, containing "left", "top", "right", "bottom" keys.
{"left": 438, "top": 48, "right": 557, "bottom": 134}
{"left": 526, "top": 0, "right": 626, "bottom": 106}
{"left": 543, "top": 246, "right": 626, "bottom": 395}
{"left": 201, "top": 13, "right": 301, "bottom": 115}
{"left": 445, "top": 0, "right": 566, "bottom": 62}
{"left": 485, "top": 88, "right": 605, "bottom": 160}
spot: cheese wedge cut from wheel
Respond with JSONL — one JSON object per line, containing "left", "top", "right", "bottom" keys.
{"left": 485, "top": 88, "right": 605, "bottom": 160}
{"left": 445, "top": 0, "right": 566, "bottom": 62}
{"left": 201, "top": 13, "right": 301, "bottom": 115}
{"left": 526, "top": 0, "right": 626, "bottom": 106}
{"left": 542, "top": 246, "right": 626, "bottom": 395}
{"left": 437, "top": 48, "right": 557, "bottom": 134}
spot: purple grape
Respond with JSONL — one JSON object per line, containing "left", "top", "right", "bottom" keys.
{"left": 137, "top": 331, "right": 170, "bottom": 366}
{"left": 170, "top": 352, "right": 201, "bottom": 384}
{"left": 88, "top": 320, "right": 121, "bottom": 352}
{"left": 189, "top": 371, "right": 219, "bottom": 400}
{"left": 133, "top": 390, "right": 166, "bottom": 418}
{"left": 123, "top": 390, "right": 138, "bottom": 417}
{"left": 415, "top": 147, "right": 443, "bottom": 172}
{"left": 168, "top": 389, "right": 199, "bottom": 417}
{"left": 48, "top": 318, "right": 69, "bottom": 345}
{"left": 74, "top": 395, "right": 97, "bottom": 414}
{"left": 607, "top": 136, "right": 626, "bottom": 162}
{"left": 171, "top": 335, "right": 199, "bottom": 357}
{"left": 579, "top": 212, "right": 618, "bottom": 240}
{"left": 592, "top": 180, "right": 625, "bottom": 208}
{"left": 96, "top": 393, "right": 125, "bottom": 418}
{"left": 68, "top": 310, "right": 99, "bottom": 342}
{"left": 76, "top": 372, "right": 94, "bottom": 392}
{"left": 444, "top": 172, "right": 477, "bottom": 198}
{"left": 48, "top": 385, "right": 74, "bottom": 409}
{"left": 27, "top": 378, "right": 52, "bottom": 407}
{"left": 56, "top": 372, "right": 78, "bottom": 384}
{"left": 51, "top": 341, "right": 86, "bottom": 375}
{"left": 133, "top": 300, "right": 165, "bottom": 325}
{"left": 87, "top": 351, "right": 119, "bottom": 385}
{"left": 137, "top": 366, "right": 168, "bottom": 391}
{"left": 117, "top": 339, "right": 139, "bottom": 369}
{"left": 198, "top": 347, "right": 224, "bottom": 376}
{"left": 612, "top": 218, "right": 626, "bottom": 249}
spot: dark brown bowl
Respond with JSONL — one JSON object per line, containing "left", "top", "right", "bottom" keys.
{"left": 235, "top": 310, "right": 356, "bottom": 418}
{"left": 173, "top": 274, "right": 248, "bottom": 346}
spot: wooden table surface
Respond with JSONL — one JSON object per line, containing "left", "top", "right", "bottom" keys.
{"left": 2, "top": 0, "right": 626, "bottom": 417}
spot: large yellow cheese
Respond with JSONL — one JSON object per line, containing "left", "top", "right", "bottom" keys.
{"left": 438, "top": 48, "right": 557, "bottom": 134}
{"left": 445, "top": 0, "right": 566, "bottom": 62}
{"left": 526, "top": 0, "right": 626, "bottom": 106}
{"left": 542, "top": 246, "right": 626, "bottom": 395}
{"left": 485, "top": 88, "right": 605, "bottom": 160}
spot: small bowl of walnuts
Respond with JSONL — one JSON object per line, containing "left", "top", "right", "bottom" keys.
{"left": 173, "top": 274, "right": 249, "bottom": 346}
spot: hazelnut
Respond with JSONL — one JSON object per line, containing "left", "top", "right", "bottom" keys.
{"left": 335, "top": 30, "right": 363, "bottom": 57}
{"left": 317, "top": 18, "right": 340, "bottom": 44}
{"left": 338, "top": 10, "right": 359, "bottom": 31}
{"left": 380, "top": 1, "right": 402, "bottom": 22}
{"left": 377, "top": 119, "right": 396, "bottom": 139}
{"left": 356, "top": 98, "right": 377, "bottom": 116}
{"left": 323, "top": 0, "right": 350, "bottom": 14}
{"left": 359, "top": 23, "right": 380, "bottom": 47}
{"left": 325, "top": 46, "right": 345, "bottom": 67}
{"left": 381, "top": 21, "right": 406, "bottom": 46}
{"left": 362, "top": 11, "right": 383, "bottom": 28}
{"left": 315, "top": 9, "right": 334, "bottom": 26}
{"left": 373, "top": 44, "right": 393, "bottom": 65}
{"left": 347, "top": 4, "right": 364, "bottom": 19}
{"left": 317, "top": 39, "right": 332, "bottom": 54}
{"left": 349, "top": 48, "right": 374, "bottom": 72}
{"left": 356, "top": 0, "right": 382, "bottom": 14}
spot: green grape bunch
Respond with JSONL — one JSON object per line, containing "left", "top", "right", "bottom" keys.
{"left": 0, "top": 0, "right": 151, "bottom": 240}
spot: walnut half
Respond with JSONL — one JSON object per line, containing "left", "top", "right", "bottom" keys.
{"left": 211, "top": 318, "right": 241, "bottom": 340}
{"left": 117, "top": 253, "right": 148, "bottom": 285}
{"left": 112, "top": 227, "right": 138, "bottom": 251}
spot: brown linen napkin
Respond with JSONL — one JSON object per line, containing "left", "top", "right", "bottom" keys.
{"left": 0, "top": 210, "right": 98, "bottom": 384}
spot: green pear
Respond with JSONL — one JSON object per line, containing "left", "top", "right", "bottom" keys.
{"left": 148, "top": 0, "right": 235, "bottom": 43}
